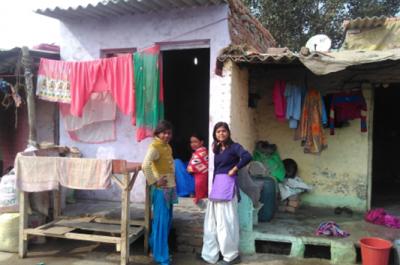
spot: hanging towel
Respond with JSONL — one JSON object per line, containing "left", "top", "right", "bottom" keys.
{"left": 15, "top": 153, "right": 112, "bottom": 192}
{"left": 60, "top": 92, "right": 116, "bottom": 143}
{"left": 37, "top": 58, "right": 72, "bottom": 103}
{"left": 272, "top": 80, "right": 286, "bottom": 122}
{"left": 69, "top": 54, "right": 135, "bottom": 123}
{"left": 295, "top": 89, "right": 327, "bottom": 154}
{"left": 134, "top": 45, "right": 164, "bottom": 142}
{"left": 285, "top": 83, "right": 302, "bottom": 129}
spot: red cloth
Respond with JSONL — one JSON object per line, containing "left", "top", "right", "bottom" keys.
{"left": 188, "top": 147, "right": 208, "bottom": 203}
{"left": 69, "top": 54, "right": 135, "bottom": 124}
{"left": 272, "top": 80, "right": 286, "bottom": 121}
{"left": 365, "top": 208, "right": 400, "bottom": 229}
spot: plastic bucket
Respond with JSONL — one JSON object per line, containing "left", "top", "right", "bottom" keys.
{"left": 360, "top": 237, "right": 393, "bottom": 265}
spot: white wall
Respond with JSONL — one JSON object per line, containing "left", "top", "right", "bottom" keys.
{"left": 58, "top": 5, "right": 231, "bottom": 201}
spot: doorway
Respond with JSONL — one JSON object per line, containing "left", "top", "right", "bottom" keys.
{"left": 372, "top": 84, "right": 400, "bottom": 211}
{"left": 163, "top": 48, "right": 210, "bottom": 161}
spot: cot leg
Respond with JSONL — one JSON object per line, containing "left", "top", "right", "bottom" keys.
{"left": 19, "top": 191, "right": 28, "bottom": 258}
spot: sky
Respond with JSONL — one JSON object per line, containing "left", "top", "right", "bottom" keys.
{"left": 0, "top": 1, "right": 64, "bottom": 49}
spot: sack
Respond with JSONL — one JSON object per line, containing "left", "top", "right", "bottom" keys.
{"left": 0, "top": 213, "right": 19, "bottom": 252}
{"left": 0, "top": 170, "right": 19, "bottom": 213}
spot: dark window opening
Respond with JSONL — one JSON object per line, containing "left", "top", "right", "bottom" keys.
{"left": 304, "top": 244, "right": 331, "bottom": 260}
{"left": 255, "top": 240, "right": 292, "bottom": 255}
{"left": 163, "top": 48, "right": 210, "bottom": 161}
{"left": 100, "top": 48, "right": 137, "bottom": 58}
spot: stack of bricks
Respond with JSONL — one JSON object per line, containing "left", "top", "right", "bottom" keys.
{"left": 278, "top": 195, "right": 301, "bottom": 213}
{"left": 173, "top": 217, "right": 204, "bottom": 254}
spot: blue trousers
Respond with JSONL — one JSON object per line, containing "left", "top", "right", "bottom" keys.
{"left": 149, "top": 187, "right": 173, "bottom": 265}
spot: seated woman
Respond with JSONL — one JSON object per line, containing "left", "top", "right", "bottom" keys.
{"left": 187, "top": 133, "right": 208, "bottom": 204}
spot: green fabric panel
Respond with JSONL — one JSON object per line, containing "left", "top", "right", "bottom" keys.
{"left": 134, "top": 49, "right": 164, "bottom": 134}
{"left": 253, "top": 150, "right": 286, "bottom": 182}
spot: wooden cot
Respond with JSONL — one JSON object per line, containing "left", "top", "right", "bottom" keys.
{"left": 18, "top": 159, "right": 150, "bottom": 265}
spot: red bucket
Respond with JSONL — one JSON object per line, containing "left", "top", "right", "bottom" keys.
{"left": 360, "top": 237, "right": 393, "bottom": 265}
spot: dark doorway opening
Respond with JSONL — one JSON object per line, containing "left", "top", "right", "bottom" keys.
{"left": 372, "top": 84, "right": 400, "bottom": 210}
{"left": 163, "top": 48, "right": 210, "bottom": 161}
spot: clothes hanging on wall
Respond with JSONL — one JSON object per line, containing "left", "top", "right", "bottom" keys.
{"left": 285, "top": 83, "right": 303, "bottom": 129}
{"left": 272, "top": 80, "right": 286, "bottom": 122}
{"left": 60, "top": 92, "right": 116, "bottom": 143}
{"left": 295, "top": 88, "right": 327, "bottom": 154}
{"left": 69, "top": 54, "right": 135, "bottom": 121}
{"left": 328, "top": 90, "right": 367, "bottom": 135}
{"left": 134, "top": 45, "right": 164, "bottom": 142}
{"left": 37, "top": 58, "right": 71, "bottom": 103}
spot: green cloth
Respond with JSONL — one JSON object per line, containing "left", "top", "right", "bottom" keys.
{"left": 134, "top": 46, "right": 164, "bottom": 142}
{"left": 253, "top": 149, "right": 285, "bottom": 182}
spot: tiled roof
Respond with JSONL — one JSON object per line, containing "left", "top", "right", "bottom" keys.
{"left": 36, "top": 0, "right": 227, "bottom": 19}
{"left": 343, "top": 16, "right": 400, "bottom": 30}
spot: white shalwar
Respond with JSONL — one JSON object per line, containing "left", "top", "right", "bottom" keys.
{"left": 201, "top": 196, "right": 240, "bottom": 263}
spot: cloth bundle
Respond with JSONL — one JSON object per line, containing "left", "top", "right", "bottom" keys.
{"left": 316, "top": 221, "right": 350, "bottom": 237}
{"left": 365, "top": 208, "right": 400, "bottom": 229}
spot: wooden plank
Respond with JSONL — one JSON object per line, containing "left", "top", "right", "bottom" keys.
{"left": 24, "top": 229, "right": 121, "bottom": 244}
{"left": 35, "top": 220, "right": 59, "bottom": 230}
{"left": 41, "top": 226, "right": 76, "bottom": 235}
{"left": 53, "top": 189, "right": 61, "bottom": 218}
{"left": 120, "top": 173, "right": 130, "bottom": 265}
{"left": 112, "top": 175, "right": 124, "bottom": 190}
{"left": 19, "top": 191, "right": 28, "bottom": 258}
{"left": 55, "top": 216, "right": 95, "bottom": 226}
{"left": 93, "top": 217, "right": 145, "bottom": 227}
{"left": 56, "top": 222, "right": 143, "bottom": 235}
{"left": 129, "top": 226, "right": 144, "bottom": 244}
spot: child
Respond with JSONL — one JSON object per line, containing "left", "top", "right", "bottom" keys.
{"left": 187, "top": 133, "right": 208, "bottom": 204}
{"left": 142, "top": 120, "right": 177, "bottom": 265}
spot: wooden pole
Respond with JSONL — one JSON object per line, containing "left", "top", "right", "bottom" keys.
{"left": 21, "top": 47, "right": 37, "bottom": 147}
{"left": 18, "top": 191, "right": 28, "bottom": 258}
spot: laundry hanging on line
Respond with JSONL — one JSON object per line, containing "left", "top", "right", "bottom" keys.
{"left": 134, "top": 45, "right": 164, "bottom": 142}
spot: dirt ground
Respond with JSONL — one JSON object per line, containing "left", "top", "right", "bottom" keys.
{"left": 0, "top": 238, "right": 332, "bottom": 265}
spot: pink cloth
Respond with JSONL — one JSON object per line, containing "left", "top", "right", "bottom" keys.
{"left": 272, "top": 80, "right": 286, "bottom": 121}
{"left": 365, "top": 208, "right": 400, "bottom": 229}
{"left": 60, "top": 92, "right": 116, "bottom": 143}
{"left": 36, "top": 58, "right": 72, "bottom": 103}
{"left": 69, "top": 54, "right": 135, "bottom": 123}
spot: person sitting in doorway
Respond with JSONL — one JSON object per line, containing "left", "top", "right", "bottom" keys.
{"left": 187, "top": 133, "right": 209, "bottom": 206}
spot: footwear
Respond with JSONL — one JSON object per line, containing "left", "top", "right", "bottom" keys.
{"left": 216, "top": 255, "right": 241, "bottom": 265}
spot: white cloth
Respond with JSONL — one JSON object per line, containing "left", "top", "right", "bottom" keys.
{"left": 278, "top": 176, "right": 312, "bottom": 201}
{"left": 202, "top": 196, "right": 240, "bottom": 263}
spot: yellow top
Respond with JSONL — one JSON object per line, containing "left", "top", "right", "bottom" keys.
{"left": 142, "top": 137, "right": 176, "bottom": 188}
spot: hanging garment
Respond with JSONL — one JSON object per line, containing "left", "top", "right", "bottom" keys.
{"left": 188, "top": 147, "right": 209, "bottom": 203}
{"left": 285, "top": 83, "right": 302, "bottom": 129}
{"left": 174, "top": 159, "right": 195, "bottom": 197}
{"left": 365, "top": 208, "right": 400, "bottom": 229}
{"left": 253, "top": 141, "right": 286, "bottom": 182}
{"left": 272, "top": 80, "right": 286, "bottom": 121}
{"left": 60, "top": 92, "right": 116, "bottom": 143}
{"left": 134, "top": 46, "right": 164, "bottom": 142}
{"left": 202, "top": 196, "right": 240, "bottom": 264}
{"left": 69, "top": 54, "right": 135, "bottom": 121}
{"left": 295, "top": 89, "right": 327, "bottom": 154}
{"left": 15, "top": 153, "right": 112, "bottom": 192}
{"left": 37, "top": 58, "right": 71, "bottom": 103}
{"left": 316, "top": 221, "right": 350, "bottom": 237}
{"left": 329, "top": 90, "right": 367, "bottom": 135}
{"left": 149, "top": 187, "right": 175, "bottom": 265}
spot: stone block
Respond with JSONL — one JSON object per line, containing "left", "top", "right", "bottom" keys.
{"left": 331, "top": 241, "right": 356, "bottom": 264}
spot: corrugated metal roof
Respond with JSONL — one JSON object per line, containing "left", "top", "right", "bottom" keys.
{"left": 36, "top": 0, "right": 227, "bottom": 20}
{"left": 343, "top": 16, "right": 400, "bottom": 30}
{"left": 218, "top": 46, "right": 299, "bottom": 64}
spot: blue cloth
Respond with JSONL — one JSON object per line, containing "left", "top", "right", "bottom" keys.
{"left": 214, "top": 142, "right": 252, "bottom": 175}
{"left": 285, "top": 83, "right": 303, "bottom": 129}
{"left": 174, "top": 159, "right": 195, "bottom": 197}
{"left": 321, "top": 95, "right": 328, "bottom": 125}
{"left": 150, "top": 187, "right": 174, "bottom": 265}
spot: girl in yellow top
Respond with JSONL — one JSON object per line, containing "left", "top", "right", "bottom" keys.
{"left": 142, "top": 120, "right": 177, "bottom": 265}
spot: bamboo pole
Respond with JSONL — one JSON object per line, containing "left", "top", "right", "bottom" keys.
{"left": 21, "top": 47, "right": 37, "bottom": 147}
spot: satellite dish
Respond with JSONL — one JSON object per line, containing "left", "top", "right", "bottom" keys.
{"left": 305, "top": 34, "right": 332, "bottom": 52}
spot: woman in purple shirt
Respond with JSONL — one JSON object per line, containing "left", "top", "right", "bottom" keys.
{"left": 201, "top": 122, "right": 252, "bottom": 265}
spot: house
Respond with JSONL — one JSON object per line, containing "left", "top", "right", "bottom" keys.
{"left": 34, "top": 0, "right": 276, "bottom": 200}
{"left": 217, "top": 16, "right": 400, "bottom": 263}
